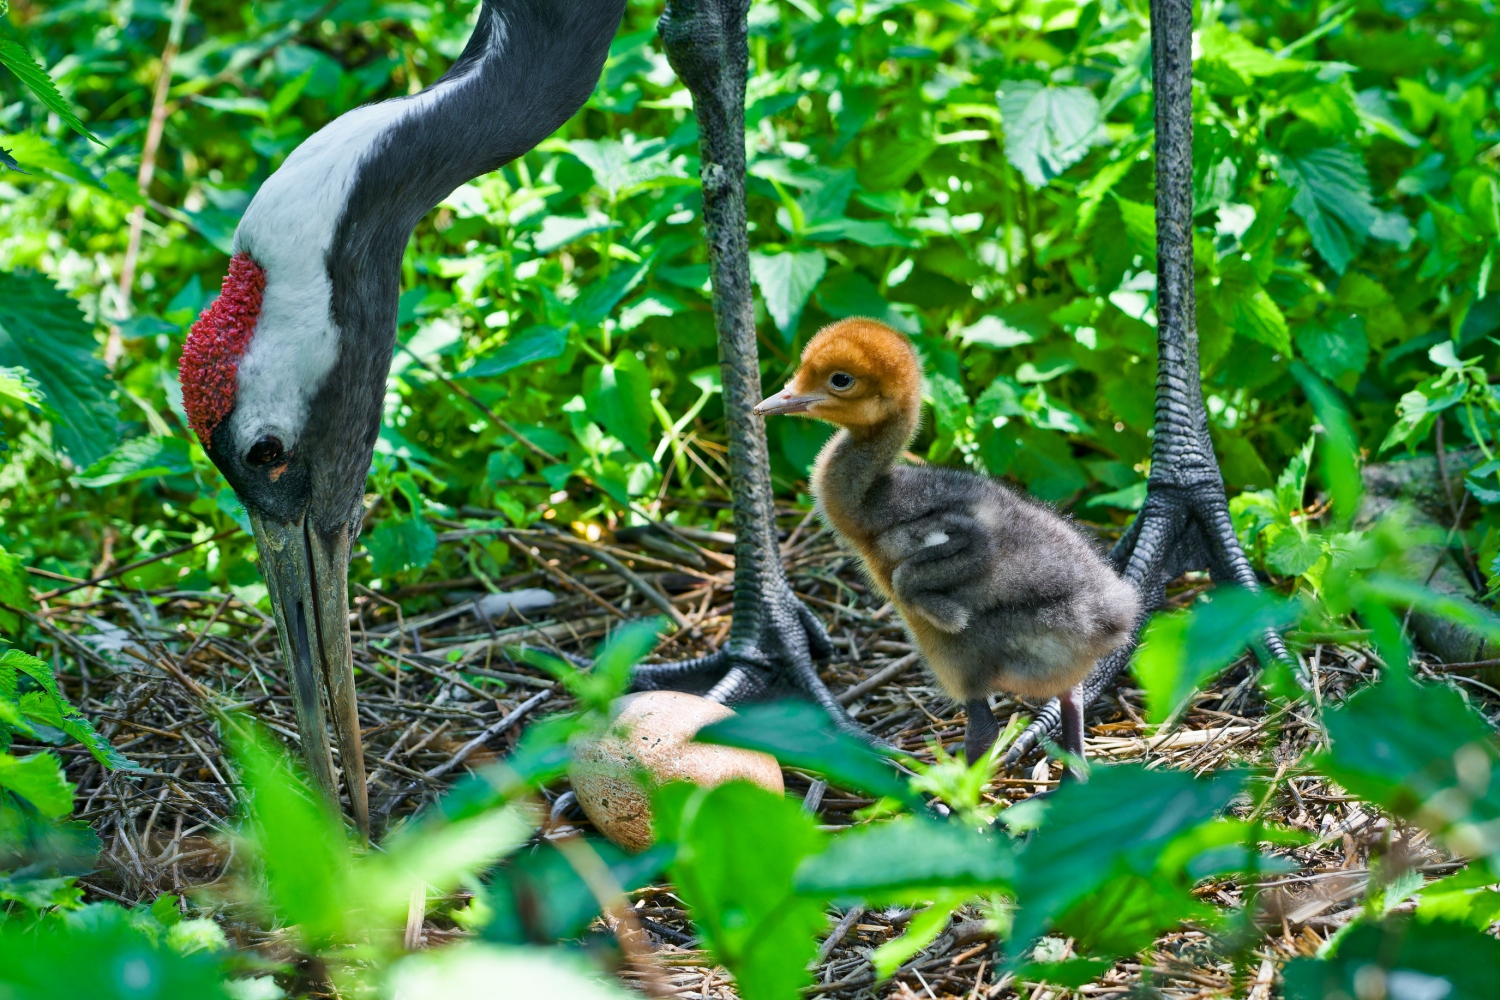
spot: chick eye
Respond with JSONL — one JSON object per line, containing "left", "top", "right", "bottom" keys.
{"left": 246, "top": 436, "right": 285, "bottom": 467}
{"left": 829, "top": 372, "right": 855, "bottom": 390}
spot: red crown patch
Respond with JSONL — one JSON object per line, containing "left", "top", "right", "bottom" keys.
{"left": 179, "top": 253, "right": 266, "bottom": 447}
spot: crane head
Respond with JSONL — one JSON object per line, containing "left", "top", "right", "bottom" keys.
{"left": 178, "top": 0, "right": 629, "bottom": 836}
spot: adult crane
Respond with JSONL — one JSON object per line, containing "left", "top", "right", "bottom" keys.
{"left": 180, "top": 0, "right": 628, "bottom": 831}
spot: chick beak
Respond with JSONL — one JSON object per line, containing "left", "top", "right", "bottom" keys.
{"left": 248, "top": 511, "right": 369, "bottom": 836}
{"left": 754, "top": 388, "right": 827, "bottom": 416}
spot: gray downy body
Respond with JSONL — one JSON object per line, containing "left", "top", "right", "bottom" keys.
{"left": 812, "top": 417, "right": 1141, "bottom": 703}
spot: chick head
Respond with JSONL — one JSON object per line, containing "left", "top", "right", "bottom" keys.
{"left": 754, "top": 318, "right": 921, "bottom": 431}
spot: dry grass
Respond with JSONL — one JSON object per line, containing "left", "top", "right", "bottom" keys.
{"left": 20, "top": 505, "right": 1489, "bottom": 998}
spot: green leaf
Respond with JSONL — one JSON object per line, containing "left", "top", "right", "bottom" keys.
{"left": 483, "top": 838, "right": 673, "bottom": 944}
{"left": 1312, "top": 676, "right": 1500, "bottom": 864}
{"left": 0, "top": 365, "right": 41, "bottom": 408}
{"left": 1291, "top": 362, "right": 1363, "bottom": 526}
{"left": 0, "top": 750, "right": 73, "bottom": 819}
{"left": 1295, "top": 315, "right": 1369, "bottom": 390}
{"left": 1416, "top": 862, "right": 1500, "bottom": 930}
{"left": 0, "top": 38, "right": 100, "bottom": 143}
{"left": 1283, "top": 917, "right": 1500, "bottom": 1000}
{"left": 1084, "top": 480, "right": 1147, "bottom": 511}
{"left": 814, "top": 269, "right": 920, "bottom": 335}
{"left": 871, "top": 889, "right": 967, "bottom": 979}
{"left": 573, "top": 259, "right": 652, "bottom": 327}
{"left": 532, "top": 213, "right": 617, "bottom": 255}
{"left": 749, "top": 249, "right": 826, "bottom": 343}
{"left": 1131, "top": 587, "right": 1300, "bottom": 724}
{"left": 1219, "top": 260, "right": 1291, "bottom": 354}
{"left": 1197, "top": 22, "right": 1310, "bottom": 90}
{"left": 696, "top": 700, "right": 918, "bottom": 806}
{"left": 1006, "top": 765, "right": 1246, "bottom": 962}
{"left": 568, "top": 137, "right": 685, "bottom": 199}
{"left": 584, "top": 351, "right": 656, "bottom": 463}
{"left": 793, "top": 817, "right": 1014, "bottom": 898}
{"left": 76, "top": 435, "right": 194, "bottom": 488}
{"left": 0, "top": 647, "right": 58, "bottom": 702}
{"left": 0, "top": 270, "right": 118, "bottom": 466}
{"left": 56, "top": 712, "right": 138, "bottom": 772}
{"left": 366, "top": 517, "right": 438, "bottom": 576}
{"left": 1266, "top": 529, "right": 1323, "bottom": 576}
{"left": 0, "top": 131, "right": 100, "bottom": 186}
{"left": 1113, "top": 195, "right": 1158, "bottom": 264}
{"left": 1276, "top": 139, "right": 1378, "bottom": 275}
{"left": 0, "top": 544, "right": 30, "bottom": 637}
{"left": 656, "top": 780, "right": 828, "bottom": 1000}
{"left": 357, "top": 802, "right": 534, "bottom": 928}
{"left": 960, "top": 315, "right": 1035, "bottom": 350}
{"left": 802, "top": 217, "right": 917, "bottom": 247}
{"left": 0, "top": 902, "right": 231, "bottom": 999}
{"left": 526, "top": 616, "right": 661, "bottom": 713}
{"left": 0, "top": 871, "right": 83, "bottom": 912}
{"left": 227, "top": 721, "right": 352, "bottom": 945}
{"left": 996, "top": 81, "right": 1105, "bottom": 188}
{"left": 387, "top": 944, "right": 633, "bottom": 1000}
{"left": 462, "top": 326, "right": 567, "bottom": 379}
{"left": 776, "top": 417, "right": 833, "bottom": 477}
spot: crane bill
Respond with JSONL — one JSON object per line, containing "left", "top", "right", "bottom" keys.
{"left": 249, "top": 511, "right": 370, "bottom": 836}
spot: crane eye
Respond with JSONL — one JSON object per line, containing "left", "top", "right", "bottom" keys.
{"left": 829, "top": 372, "right": 855, "bottom": 390}
{"left": 246, "top": 436, "right": 285, "bottom": 467}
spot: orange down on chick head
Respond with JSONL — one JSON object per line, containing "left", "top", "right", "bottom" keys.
{"left": 753, "top": 318, "right": 923, "bottom": 437}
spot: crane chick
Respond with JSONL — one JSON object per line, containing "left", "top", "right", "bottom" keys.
{"left": 755, "top": 319, "right": 1140, "bottom": 766}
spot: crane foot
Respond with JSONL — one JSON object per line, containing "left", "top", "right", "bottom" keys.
{"left": 1002, "top": 480, "right": 1295, "bottom": 769}
{"left": 630, "top": 576, "right": 873, "bottom": 740}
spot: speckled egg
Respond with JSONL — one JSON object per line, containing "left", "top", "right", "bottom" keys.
{"left": 568, "top": 690, "right": 784, "bottom": 850}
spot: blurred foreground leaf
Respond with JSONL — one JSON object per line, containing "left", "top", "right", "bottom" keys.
{"left": 696, "top": 700, "right": 917, "bottom": 805}
{"left": 386, "top": 944, "right": 631, "bottom": 999}
{"left": 1283, "top": 917, "right": 1500, "bottom": 1000}
{"left": 655, "top": 780, "right": 827, "bottom": 1000}
{"left": 794, "top": 816, "right": 1014, "bottom": 899}
{"left": 1314, "top": 677, "right": 1500, "bottom": 867}
{"left": 0, "top": 903, "right": 229, "bottom": 1000}
{"left": 1132, "top": 587, "right": 1300, "bottom": 723}
{"left": 1005, "top": 766, "right": 1257, "bottom": 963}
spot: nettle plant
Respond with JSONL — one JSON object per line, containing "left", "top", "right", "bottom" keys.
{"left": 1, "top": 0, "right": 1497, "bottom": 597}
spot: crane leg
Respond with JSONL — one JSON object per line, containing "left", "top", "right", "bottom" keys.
{"left": 1004, "top": 0, "right": 1296, "bottom": 769}
{"left": 627, "top": 0, "right": 866, "bottom": 739}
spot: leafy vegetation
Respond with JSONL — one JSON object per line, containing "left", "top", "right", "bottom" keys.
{"left": 2, "top": 0, "right": 1500, "bottom": 997}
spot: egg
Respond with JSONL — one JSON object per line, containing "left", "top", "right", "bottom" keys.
{"left": 568, "top": 690, "right": 783, "bottom": 850}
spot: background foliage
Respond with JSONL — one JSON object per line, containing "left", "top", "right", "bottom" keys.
{"left": 1, "top": 0, "right": 1498, "bottom": 598}
{"left": 3, "top": 0, "right": 1500, "bottom": 997}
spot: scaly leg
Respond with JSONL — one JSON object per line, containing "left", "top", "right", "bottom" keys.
{"left": 1004, "top": 0, "right": 1294, "bottom": 768}
{"left": 629, "top": 0, "right": 860, "bottom": 737}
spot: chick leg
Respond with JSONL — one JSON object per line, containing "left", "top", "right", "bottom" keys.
{"left": 964, "top": 697, "right": 1001, "bottom": 765}
{"left": 1059, "top": 685, "right": 1086, "bottom": 782}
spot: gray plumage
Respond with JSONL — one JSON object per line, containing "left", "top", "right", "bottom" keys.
{"left": 816, "top": 427, "right": 1140, "bottom": 704}
{"left": 756, "top": 318, "right": 1140, "bottom": 748}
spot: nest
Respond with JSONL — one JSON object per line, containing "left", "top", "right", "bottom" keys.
{"left": 20, "top": 505, "right": 1488, "bottom": 998}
